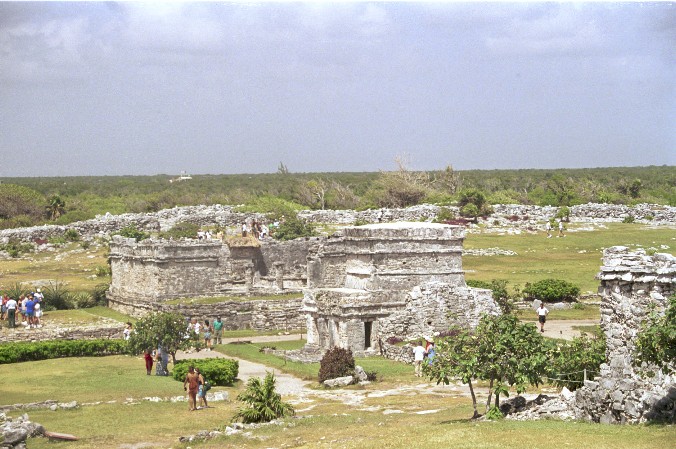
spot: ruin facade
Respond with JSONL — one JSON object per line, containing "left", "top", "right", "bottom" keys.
{"left": 574, "top": 247, "right": 675, "bottom": 424}
{"left": 302, "top": 222, "right": 500, "bottom": 355}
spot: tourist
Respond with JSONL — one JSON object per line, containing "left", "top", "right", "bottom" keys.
{"left": 155, "top": 347, "right": 168, "bottom": 376}
{"left": 427, "top": 342, "right": 435, "bottom": 365}
{"left": 16, "top": 295, "right": 24, "bottom": 324}
{"left": 183, "top": 365, "right": 200, "bottom": 411}
{"left": 413, "top": 341, "right": 426, "bottom": 377}
{"left": 34, "top": 300, "right": 42, "bottom": 327}
{"left": 24, "top": 294, "right": 35, "bottom": 328}
{"left": 545, "top": 221, "right": 552, "bottom": 238}
{"left": 6, "top": 296, "right": 17, "bottom": 328}
{"left": 1, "top": 294, "right": 8, "bottom": 320}
{"left": 537, "top": 302, "right": 550, "bottom": 333}
{"left": 195, "top": 367, "right": 209, "bottom": 409}
{"left": 144, "top": 349, "right": 154, "bottom": 375}
{"left": 241, "top": 222, "right": 248, "bottom": 237}
{"left": 558, "top": 220, "right": 565, "bottom": 237}
{"left": 203, "top": 319, "right": 213, "bottom": 351}
{"left": 260, "top": 223, "right": 269, "bottom": 239}
{"left": 213, "top": 316, "right": 223, "bottom": 345}
{"left": 123, "top": 322, "right": 132, "bottom": 340}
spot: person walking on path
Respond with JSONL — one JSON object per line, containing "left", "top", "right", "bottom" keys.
{"left": 183, "top": 366, "right": 200, "bottom": 411}
{"left": 413, "top": 341, "right": 427, "bottom": 377}
{"left": 213, "top": 317, "right": 223, "bottom": 345}
{"left": 558, "top": 220, "right": 565, "bottom": 237}
{"left": 545, "top": 221, "right": 552, "bottom": 238}
{"left": 6, "top": 297, "right": 17, "bottom": 328}
{"left": 203, "top": 320, "right": 213, "bottom": 351}
{"left": 537, "top": 303, "right": 550, "bottom": 333}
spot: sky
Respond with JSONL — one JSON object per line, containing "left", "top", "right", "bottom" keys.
{"left": 0, "top": 1, "right": 674, "bottom": 177}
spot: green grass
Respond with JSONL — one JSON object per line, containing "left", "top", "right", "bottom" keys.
{"left": 463, "top": 223, "right": 675, "bottom": 294}
{"left": 515, "top": 304, "right": 601, "bottom": 321}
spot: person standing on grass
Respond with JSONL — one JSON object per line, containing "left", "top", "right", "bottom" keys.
{"left": 183, "top": 366, "right": 199, "bottom": 411}
{"left": 213, "top": 316, "right": 223, "bottom": 345}
{"left": 6, "top": 296, "right": 17, "bottom": 328}
{"left": 24, "top": 294, "right": 35, "bottom": 328}
{"left": 1, "top": 294, "right": 8, "bottom": 321}
{"left": 144, "top": 349, "right": 154, "bottom": 375}
{"left": 545, "top": 221, "right": 552, "bottom": 238}
{"left": 195, "top": 368, "right": 209, "bottom": 409}
{"left": 203, "top": 319, "right": 213, "bottom": 351}
{"left": 558, "top": 220, "right": 565, "bottom": 237}
{"left": 537, "top": 303, "right": 550, "bottom": 333}
{"left": 413, "top": 341, "right": 427, "bottom": 377}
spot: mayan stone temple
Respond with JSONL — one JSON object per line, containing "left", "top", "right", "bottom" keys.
{"left": 302, "top": 222, "right": 499, "bottom": 355}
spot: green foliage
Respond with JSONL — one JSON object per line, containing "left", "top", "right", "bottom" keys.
{"left": 233, "top": 372, "right": 295, "bottom": 423}
{"left": 318, "top": 347, "right": 356, "bottom": 383}
{"left": 0, "top": 282, "right": 30, "bottom": 300}
{"left": 127, "top": 312, "right": 197, "bottom": 364}
{"left": 433, "top": 206, "right": 456, "bottom": 223}
{"left": 46, "top": 195, "right": 66, "bottom": 220}
{"left": 546, "top": 332, "right": 606, "bottom": 390}
{"left": 0, "top": 184, "right": 46, "bottom": 220}
{"left": 0, "top": 215, "right": 34, "bottom": 230}
{"left": 425, "top": 314, "right": 548, "bottom": 416}
{"left": 0, "top": 239, "right": 34, "bottom": 258}
{"left": 556, "top": 206, "right": 571, "bottom": 221}
{"left": 64, "top": 228, "right": 80, "bottom": 241}
{"left": 115, "top": 225, "right": 150, "bottom": 242}
{"left": 42, "top": 280, "right": 73, "bottom": 310}
{"left": 91, "top": 283, "right": 110, "bottom": 306}
{"left": 172, "top": 358, "right": 238, "bottom": 386}
{"left": 485, "top": 406, "right": 504, "bottom": 420}
{"left": 272, "top": 217, "right": 317, "bottom": 241}
{"left": 522, "top": 279, "right": 580, "bottom": 303}
{"left": 458, "top": 188, "right": 493, "bottom": 218}
{"left": 634, "top": 296, "right": 676, "bottom": 374}
{"left": 159, "top": 221, "right": 200, "bottom": 239}
{"left": 466, "top": 279, "right": 514, "bottom": 314}
{"left": 94, "top": 265, "right": 112, "bottom": 277}
{"left": 235, "top": 196, "right": 303, "bottom": 220}
{"left": 623, "top": 215, "right": 636, "bottom": 223}
{"left": 0, "top": 339, "right": 128, "bottom": 364}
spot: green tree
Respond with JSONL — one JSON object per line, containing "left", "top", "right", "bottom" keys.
{"left": 547, "top": 332, "right": 606, "bottom": 390}
{"left": 115, "top": 225, "right": 151, "bottom": 242}
{"left": 629, "top": 179, "right": 642, "bottom": 199}
{"left": 522, "top": 279, "right": 580, "bottom": 302}
{"left": 272, "top": 217, "right": 317, "bottom": 241}
{"left": 233, "top": 372, "right": 295, "bottom": 423}
{"left": 457, "top": 188, "right": 493, "bottom": 219}
{"left": 46, "top": 195, "right": 66, "bottom": 220}
{"left": 426, "top": 314, "right": 548, "bottom": 417}
{"left": 634, "top": 295, "right": 676, "bottom": 374}
{"left": 127, "top": 312, "right": 197, "bottom": 364}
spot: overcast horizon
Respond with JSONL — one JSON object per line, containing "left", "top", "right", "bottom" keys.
{"left": 1, "top": 2, "right": 674, "bottom": 177}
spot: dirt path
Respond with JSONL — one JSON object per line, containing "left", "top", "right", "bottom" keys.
{"left": 523, "top": 319, "right": 600, "bottom": 340}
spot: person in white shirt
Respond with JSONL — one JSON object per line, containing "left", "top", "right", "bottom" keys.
{"left": 413, "top": 341, "right": 427, "bottom": 377}
{"left": 537, "top": 303, "right": 550, "bottom": 333}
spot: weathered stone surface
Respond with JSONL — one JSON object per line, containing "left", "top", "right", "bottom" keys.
{"left": 0, "top": 414, "right": 44, "bottom": 449}
{"left": 323, "top": 376, "right": 354, "bottom": 387}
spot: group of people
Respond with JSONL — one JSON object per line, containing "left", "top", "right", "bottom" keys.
{"left": 241, "top": 219, "right": 270, "bottom": 239}
{"left": 1, "top": 289, "right": 44, "bottom": 329}
{"left": 183, "top": 365, "right": 211, "bottom": 411}
{"left": 545, "top": 219, "right": 565, "bottom": 238}
{"left": 186, "top": 316, "right": 224, "bottom": 351}
{"left": 143, "top": 346, "right": 170, "bottom": 376}
{"left": 412, "top": 338, "right": 436, "bottom": 377}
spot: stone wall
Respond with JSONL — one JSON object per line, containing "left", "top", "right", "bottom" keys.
{"left": 2, "top": 203, "right": 674, "bottom": 246}
{"left": 0, "top": 324, "right": 124, "bottom": 343}
{"left": 573, "top": 247, "right": 675, "bottom": 424}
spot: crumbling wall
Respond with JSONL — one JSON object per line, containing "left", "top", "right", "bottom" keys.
{"left": 574, "top": 247, "right": 675, "bottom": 424}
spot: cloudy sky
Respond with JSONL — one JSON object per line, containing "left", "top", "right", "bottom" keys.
{"left": 0, "top": 1, "right": 674, "bottom": 177}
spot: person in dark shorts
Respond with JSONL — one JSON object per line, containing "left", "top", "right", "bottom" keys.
{"left": 537, "top": 303, "right": 549, "bottom": 333}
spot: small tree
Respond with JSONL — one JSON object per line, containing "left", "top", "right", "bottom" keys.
{"left": 522, "top": 278, "right": 580, "bottom": 302}
{"left": 127, "top": 312, "right": 197, "bottom": 364}
{"left": 46, "top": 195, "right": 66, "bottom": 220}
{"left": 426, "top": 314, "right": 548, "bottom": 417}
{"left": 547, "top": 332, "right": 606, "bottom": 390}
{"left": 634, "top": 295, "right": 676, "bottom": 374}
{"left": 233, "top": 372, "right": 295, "bottom": 423}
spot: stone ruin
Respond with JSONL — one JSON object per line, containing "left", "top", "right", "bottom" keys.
{"left": 572, "top": 246, "right": 675, "bottom": 424}
{"left": 302, "top": 222, "right": 499, "bottom": 355}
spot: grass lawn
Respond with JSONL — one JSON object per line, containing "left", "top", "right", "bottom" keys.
{"left": 463, "top": 223, "right": 675, "bottom": 294}
{"left": 0, "top": 243, "right": 110, "bottom": 293}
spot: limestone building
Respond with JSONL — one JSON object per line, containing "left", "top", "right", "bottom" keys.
{"left": 302, "top": 222, "right": 499, "bottom": 354}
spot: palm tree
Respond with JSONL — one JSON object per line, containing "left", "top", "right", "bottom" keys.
{"left": 232, "top": 372, "right": 294, "bottom": 423}
{"left": 46, "top": 195, "right": 66, "bottom": 220}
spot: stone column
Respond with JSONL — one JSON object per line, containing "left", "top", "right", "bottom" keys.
{"left": 273, "top": 261, "right": 285, "bottom": 290}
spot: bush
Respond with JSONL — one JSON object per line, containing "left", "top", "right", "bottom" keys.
{"left": 547, "top": 332, "right": 606, "bottom": 391}
{"left": 0, "top": 339, "right": 128, "bottom": 364}
{"left": 272, "top": 217, "right": 317, "bottom": 241}
{"left": 622, "top": 215, "right": 635, "bottom": 223}
{"left": 0, "top": 239, "right": 34, "bottom": 258}
{"left": 318, "top": 347, "right": 355, "bottom": 383}
{"left": 160, "top": 221, "right": 200, "bottom": 240}
{"left": 433, "top": 207, "right": 456, "bottom": 223}
{"left": 522, "top": 279, "right": 580, "bottom": 303}
{"left": 233, "top": 372, "right": 294, "bottom": 423}
{"left": 172, "top": 358, "right": 239, "bottom": 386}
{"left": 115, "top": 225, "right": 150, "bottom": 242}
{"left": 64, "top": 228, "right": 80, "bottom": 242}
{"left": 42, "top": 281, "right": 73, "bottom": 310}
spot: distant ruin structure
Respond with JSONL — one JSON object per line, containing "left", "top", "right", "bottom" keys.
{"left": 574, "top": 247, "right": 675, "bottom": 424}
{"left": 302, "top": 223, "right": 500, "bottom": 355}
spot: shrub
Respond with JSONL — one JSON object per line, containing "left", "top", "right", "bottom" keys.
{"left": 622, "top": 215, "right": 635, "bottom": 223}
{"left": 318, "top": 347, "right": 355, "bottom": 383}
{"left": 115, "top": 225, "right": 150, "bottom": 242}
{"left": 233, "top": 372, "right": 294, "bottom": 423}
{"left": 172, "top": 358, "right": 239, "bottom": 386}
{"left": 365, "top": 370, "right": 378, "bottom": 382}
{"left": 522, "top": 279, "right": 580, "bottom": 303}
{"left": 272, "top": 217, "right": 317, "bottom": 241}
{"left": 64, "top": 228, "right": 80, "bottom": 242}
{"left": 0, "top": 240, "right": 34, "bottom": 258}
{"left": 555, "top": 206, "right": 571, "bottom": 222}
{"left": 42, "top": 281, "right": 73, "bottom": 310}
{"left": 160, "top": 221, "right": 200, "bottom": 240}
{"left": 433, "top": 207, "right": 456, "bottom": 223}
{"left": 547, "top": 332, "right": 606, "bottom": 390}
{"left": 0, "top": 339, "right": 128, "bottom": 364}
{"left": 0, "top": 184, "right": 45, "bottom": 220}
{"left": 94, "top": 265, "right": 112, "bottom": 277}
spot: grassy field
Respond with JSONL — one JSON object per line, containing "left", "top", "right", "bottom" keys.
{"left": 2, "top": 354, "right": 672, "bottom": 449}
{"left": 463, "top": 223, "right": 675, "bottom": 294}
